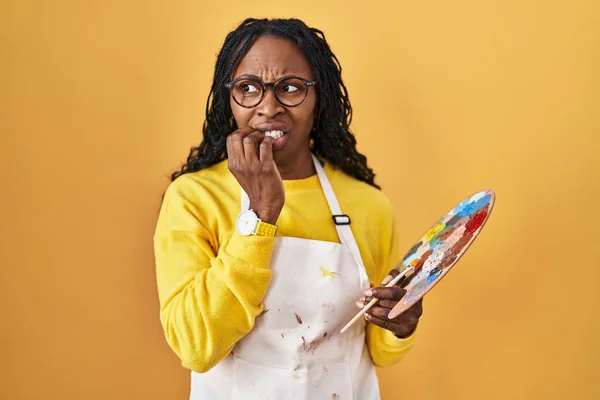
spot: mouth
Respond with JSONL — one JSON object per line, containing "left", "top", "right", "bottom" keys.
{"left": 254, "top": 122, "right": 290, "bottom": 140}
{"left": 253, "top": 122, "right": 291, "bottom": 152}
{"left": 264, "top": 130, "right": 285, "bottom": 140}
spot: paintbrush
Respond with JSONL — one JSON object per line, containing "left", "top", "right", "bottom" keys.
{"left": 340, "top": 266, "right": 414, "bottom": 334}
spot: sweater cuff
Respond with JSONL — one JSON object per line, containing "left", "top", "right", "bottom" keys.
{"left": 224, "top": 231, "right": 276, "bottom": 269}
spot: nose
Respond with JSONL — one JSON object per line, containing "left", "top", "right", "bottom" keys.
{"left": 256, "top": 87, "right": 285, "bottom": 118}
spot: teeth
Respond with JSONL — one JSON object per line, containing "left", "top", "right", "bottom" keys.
{"left": 264, "top": 130, "right": 284, "bottom": 139}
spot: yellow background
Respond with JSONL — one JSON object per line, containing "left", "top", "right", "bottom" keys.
{"left": 1, "top": 0, "right": 598, "bottom": 399}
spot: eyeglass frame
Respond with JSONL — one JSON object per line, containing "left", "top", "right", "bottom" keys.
{"left": 224, "top": 75, "right": 317, "bottom": 108}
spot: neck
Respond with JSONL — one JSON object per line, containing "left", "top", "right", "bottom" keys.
{"left": 275, "top": 149, "right": 316, "bottom": 180}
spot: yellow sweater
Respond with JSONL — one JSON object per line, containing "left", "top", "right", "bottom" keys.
{"left": 153, "top": 158, "right": 416, "bottom": 373}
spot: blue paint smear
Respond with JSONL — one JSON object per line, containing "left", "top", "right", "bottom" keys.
{"left": 471, "top": 194, "right": 491, "bottom": 211}
{"left": 470, "top": 191, "right": 487, "bottom": 202}
{"left": 427, "top": 269, "right": 442, "bottom": 283}
{"left": 404, "top": 253, "right": 419, "bottom": 265}
{"left": 457, "top": 194, "right": 491, "bottom": 217}
{"left": 451, "top": 199, "right": 471, "bottom": 216}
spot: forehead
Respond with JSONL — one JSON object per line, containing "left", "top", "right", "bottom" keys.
{"left": 232, "top": 35, "right": 313, "bottom": 80}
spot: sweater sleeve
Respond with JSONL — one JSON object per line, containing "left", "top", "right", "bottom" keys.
{"left": 153, "top": 177, "right": 275, "bottom": 373}
{"left": 366, "top": 204, "right": 418, "bottom": 367}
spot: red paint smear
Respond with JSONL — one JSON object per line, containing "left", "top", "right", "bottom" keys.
{"left": 438, "top": 253, "right": 457, "bottom": 271}
{"left": 465, "top": 209, "right": 488, "bottom": 235}
{"left": 453, "top": 233, "right": 474, "bottom": 256}
{"left": 445, "top": 232, "right": 473, "bottom": 260}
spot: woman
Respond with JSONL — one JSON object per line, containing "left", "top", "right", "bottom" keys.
{"left": 154, "top": 17, "right": 424, "bottom": 399}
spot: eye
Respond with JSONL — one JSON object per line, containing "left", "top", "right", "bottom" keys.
{"left": 234, "top": 80, "right": 261, "bottom": 95}
{"left": 281, "top": 84, "right": 300, "bottom": 93}
{"left": 241, "top": 83, "right": 259, "bottom": 93}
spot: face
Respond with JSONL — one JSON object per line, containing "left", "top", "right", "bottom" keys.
{"left": 229, "top": 35, "right": 317, "bottom": 165}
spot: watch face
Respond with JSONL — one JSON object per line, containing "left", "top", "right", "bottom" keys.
{"left": 236, "top": 210, "right": 258, "bottom": 236}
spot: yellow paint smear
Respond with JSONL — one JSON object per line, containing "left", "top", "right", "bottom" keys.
{"left": 320, "top": 265, "right": 336, "bottom": 279}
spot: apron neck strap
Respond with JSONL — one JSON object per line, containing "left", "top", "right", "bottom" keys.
{"left": 311, "top": 154, "right": 367, "bottom": 272}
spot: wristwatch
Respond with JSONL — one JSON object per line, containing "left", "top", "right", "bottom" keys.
{"left": 236, "top": 209, "right": 278, "bottom": 237}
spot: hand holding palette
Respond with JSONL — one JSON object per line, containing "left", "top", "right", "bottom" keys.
{"left": 340, "top": 189, "right": 495, "bottom": 333}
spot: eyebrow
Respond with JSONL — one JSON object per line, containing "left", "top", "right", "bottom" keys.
{"left": 232, "top": 69, "right": 302, "bottom": 81}
{"left": 235, "top": 74, "right": 262, "bottom": 81}
{"left": 232, "top": 73, "right": 309, "bottom": 83}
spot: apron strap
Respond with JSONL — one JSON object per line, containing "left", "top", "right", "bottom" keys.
{"left": 311, "top": 154, "right": 368, "bottom": 276}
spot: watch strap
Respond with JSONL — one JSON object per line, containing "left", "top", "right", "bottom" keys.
{"left": 255, "top": 220, "right": 278, "bottom": 237}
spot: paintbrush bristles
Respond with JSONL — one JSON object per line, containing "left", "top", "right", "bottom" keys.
{"left": 339, "top": 266, "right": 413, "bottom": 334}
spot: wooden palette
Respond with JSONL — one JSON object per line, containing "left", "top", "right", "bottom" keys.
{"left": 387, "top": 189, "right": 495, "bottom": 319}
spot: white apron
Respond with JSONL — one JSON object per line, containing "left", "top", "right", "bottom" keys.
{"left": 190, "top": 155, "right": 380, "bottom": 400}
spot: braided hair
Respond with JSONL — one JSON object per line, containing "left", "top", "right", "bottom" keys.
{"left": 171, "top": 18, "right": 380, "bottom": 189}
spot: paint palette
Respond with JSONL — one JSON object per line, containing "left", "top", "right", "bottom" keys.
{"left": 386, "top": 189, "right": 495, "bottom": 319}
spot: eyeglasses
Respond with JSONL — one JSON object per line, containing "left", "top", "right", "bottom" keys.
{"left": 225, "top": 75, "right": 317, "bottom": 108}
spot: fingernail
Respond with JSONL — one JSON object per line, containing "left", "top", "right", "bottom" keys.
{"left": 358, "top": 296, "right": 366, "bottom": 303}
{"left": 364, "top": 289, "right": 373, "bottom": 297}
{"left": 355, "top": 300, "right": 363, "bottom": 309}
{"left": 381, "top": 275, "right": 392, "bottom": 285}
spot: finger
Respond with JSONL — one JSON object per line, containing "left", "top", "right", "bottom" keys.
{"left": 366, "top": 286, "right": 407, "bottom": 301}
{"left": 225, "top": 133, "right": 237, "bottom": 162}
{"left": 362, "top": 297, "right": 397, "bottom": 310}
{"left": 382, "top": 267, "right": 414, "bottom": 286}
{"left": 235, "top": 126, "right": 255, "bottom": 134}
{"left": 259, "top": 136, "right": 274, "bottom": 164}
{"left": 364, "top": 314, "right": 402, "bottom": 333}
{"left": 243, "top": 131, "right": 263, "bottom": 163}
{"left": 380, "top": 268, "right": 399, "bottom": 285}
{"left": 365, "top": 314, "right": 413, "bottom": 337}
{"left": 388, "top": 298, "right": 424, "bottom": 321}
{"left": 367, "top": 305, "right": 398, "bottom": 319}
{"left": 227, "top": 126, "right": 254, "bottom": 161}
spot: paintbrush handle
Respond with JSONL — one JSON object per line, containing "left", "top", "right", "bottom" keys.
{"left": 340, "top": 266, "right": 413, "bottom": 334}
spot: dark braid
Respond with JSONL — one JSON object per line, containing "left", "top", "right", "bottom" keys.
{"left": 171, "top": 18, "right": 380, "bottom": 189}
